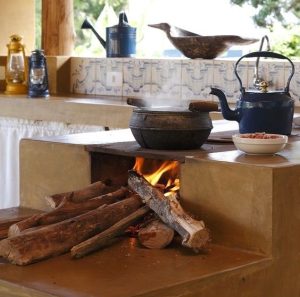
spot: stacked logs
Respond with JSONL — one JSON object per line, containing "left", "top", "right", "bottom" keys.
{"left": 0, "top": 173, "right": 210, "bottom": 266}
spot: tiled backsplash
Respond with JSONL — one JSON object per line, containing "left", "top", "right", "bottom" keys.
{"left": 70, "top": 57, "right": 300, "bottom": 105}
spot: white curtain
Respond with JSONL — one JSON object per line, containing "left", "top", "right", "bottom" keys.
{"left": 0, "top": 117, "right": 104, "bottom": 209}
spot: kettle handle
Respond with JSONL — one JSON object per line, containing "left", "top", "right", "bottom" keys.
{"left": 234, "top": 51, "right": 295, "bottom": 93}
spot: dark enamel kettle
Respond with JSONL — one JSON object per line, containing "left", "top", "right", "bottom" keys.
{"left": 81, "top": 12, "right": 136, "bottom": 57}
{"left": 210, "top": 51, "right": 295, "bottom": 135}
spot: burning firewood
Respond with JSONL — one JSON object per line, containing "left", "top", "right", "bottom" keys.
{"left": 71, "top": 205, "right": 150, "bottom": 259}
{"left": 0, "top": 195, "right": 143, "bottom": 265}
{"left": 8, "top": 187, "right": 129, "bottom": 237}
{"left": 45, "top": 180, "right": 113, "bottom": 208}
{"left": 138, "top": 220, "right": 174, "bottom": 249}
{"left": 128, "top": 170, "right": 210, "bottom": 250}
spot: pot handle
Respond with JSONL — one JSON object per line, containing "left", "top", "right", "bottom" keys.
{"left": 188, "top": 100, "right": 219, "bottom": 112}
{"left": 234, "top": 51, "right": 295, "bottom": 94}
{"left": 127, "top": 97, "right": 150, "bottom": 108}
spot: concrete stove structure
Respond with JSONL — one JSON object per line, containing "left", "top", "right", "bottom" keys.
{"left": 1, "top": 123, "right": 300, "bottom": 296}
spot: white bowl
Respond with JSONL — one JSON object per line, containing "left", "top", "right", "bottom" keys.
{"left": 232, "top": 133, "right": 288, "bottom": 155}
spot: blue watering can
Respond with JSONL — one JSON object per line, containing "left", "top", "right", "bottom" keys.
{"left": 81, "top": 12, "right": 136, "bottom": 58}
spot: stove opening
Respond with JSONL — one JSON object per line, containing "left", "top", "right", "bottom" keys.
{"left": 90, "top": 152, "right": 181, "bottom": 193}
{"left": 133, "top": 157, "right": 180, "bottom": 197}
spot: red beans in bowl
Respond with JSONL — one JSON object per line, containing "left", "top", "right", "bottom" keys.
{"left": 239, "top": 133, "right": 281, "bottom": 139}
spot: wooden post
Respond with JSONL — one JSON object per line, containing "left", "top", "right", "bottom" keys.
{"left": 42, "top": 0, "right": 75, "bottom": 55}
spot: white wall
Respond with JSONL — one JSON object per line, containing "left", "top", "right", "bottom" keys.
{"left": 0, "top": 0, "right": 35, "bottom": 56}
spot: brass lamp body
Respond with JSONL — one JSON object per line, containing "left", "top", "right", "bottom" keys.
{"left": 5, "top": 35, "right": 28, "bottom": 95}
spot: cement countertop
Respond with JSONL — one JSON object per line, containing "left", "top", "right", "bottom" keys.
{"left": 24, "top": 119, "right": 300, "bottom": 168}
{"left": 2, "top": 91, "right": 299, "bottom": 168}
{"left": 0, "top": 223, "right": 268, "bottom": 297}
{"left": 0, "top": 93, "right": 227, "bottom": 129}
{"left": 0, "top": 94, "right": 133, "bottom": 128}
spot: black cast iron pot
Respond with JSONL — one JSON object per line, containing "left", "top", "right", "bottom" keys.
{"left": 129, "top": 104, "right": 215, "bottom": 150}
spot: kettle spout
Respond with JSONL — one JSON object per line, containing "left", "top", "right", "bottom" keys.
{"left": 81, "top": 19, "right": 106, "bottom": 49}
{"left": 210, "top": 87, "right": 238, "bottom": 121}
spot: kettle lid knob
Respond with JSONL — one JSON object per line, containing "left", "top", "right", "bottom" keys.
{"left": 259, "top": 80, "right": 269, "bottom": 93}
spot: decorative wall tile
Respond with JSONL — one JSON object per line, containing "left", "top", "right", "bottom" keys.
{"left": 151, "top": 59, "right": 182, "bottom": 100}
{"left": 122, "top": 59, "right": 152, "bottom": 97}
{"left": 70, "top": 58, "right": 96, "bottom": 95}
{"left": 213, "top": 60, "right": 247, "bottom": 103}
{"left": 94, "top": 58, "right": 123, "bottom": 96}
{"left": 181, "top": 59, "right": 214, "bottom": 101}
{"left": 286, "top": 61, "right": 300, "bottom": 105}
{"left": 267, "top": 60, "right": 285, "bottom": 91}
{"left": 69, "top": 57, "right": 300, "bottom": 109}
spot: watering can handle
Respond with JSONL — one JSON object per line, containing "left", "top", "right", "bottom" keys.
{"left": 234, "top": 51, "right": 295, "bottom": 93}
{"left": 119, "top": 12, "right": 128, "bottom": 25}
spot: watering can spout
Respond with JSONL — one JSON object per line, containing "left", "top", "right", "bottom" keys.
{"left": 81, "top": 18, "right": 106, "bottom": 49}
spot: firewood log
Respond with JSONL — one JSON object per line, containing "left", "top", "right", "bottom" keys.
{"left": 71, "top": 205, "right": 150, "bottom": 259}
{"left": 8, "top": 187, "right": 129, "bottom": 237}
{"left": 138, "top": 220, "right": 174, "bottom": 249}
{"left": 128, "top": 170, "right": 210, "bottom": 250}
{"left": 0, "top": 208, "right": 44, "bottom": 239}
{"left": 0, "top": 217, "right": 32, "bottom": 239}
{"left": 45, "top": 181, "right": 113, "bottom": 208}
{"left": 0, "top": 195, "right": 143, "bottom": 265}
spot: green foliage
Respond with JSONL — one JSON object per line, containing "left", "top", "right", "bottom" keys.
{"left": 230, "top": 0, "right": 300, "bottom": 28}
{"left": 73, "top": 0, "right": 105, "bottom": 51}
{"left": 35, "top": 0, "right": 41, "bottom": 49}
{"left": 272, "top": 33, "right": 300, "bottom": 57}
{"left": 230, "top": 0, "right": 300, "bottom": 56}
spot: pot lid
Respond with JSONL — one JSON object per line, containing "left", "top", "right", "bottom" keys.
{"left": 128, "top": 98, "right": 218, "bottom": 113}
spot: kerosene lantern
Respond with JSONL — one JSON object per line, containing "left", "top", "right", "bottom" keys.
{"left": 28, "top": 49, "right": 49, "bottom": 98}
{"left": 5, "top": 34, "right": 28, "bottom": 95}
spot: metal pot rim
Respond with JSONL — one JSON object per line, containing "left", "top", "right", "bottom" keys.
{"left": 133, "top": 107, "right": 205, "bottom": 115}
{"left": 130, "top": 126, "right": 212, "bottom": 131}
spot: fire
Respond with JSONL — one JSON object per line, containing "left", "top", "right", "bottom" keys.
{"left": 133, "top": 157, "right": 180, "bottom": 195}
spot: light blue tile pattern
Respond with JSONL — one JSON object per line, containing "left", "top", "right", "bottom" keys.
{"left": 181, "top": 59, "right": 214, "bottom": 101}
{"left": 287, "top": 62, "right": 300, "bottom": 104}
{"left": 267, "top": 61, "right": 285, "bottom": 91}
{"left": 94, "top": 58, "right": 123, "bottom": 96}
{"left": 70, "top": 58, "right": 96, "bottom": 95}
{"left": 151, "top": 59, "right": 182, "bottom": 99}
{"left": 213, "top": 60, "right": 247, "bottom": 103}
{"left": 122, "top": 59, "right": 152, "bottom": 97}
{"left": 70, "top": 57, "right": 300, "bottom": 106}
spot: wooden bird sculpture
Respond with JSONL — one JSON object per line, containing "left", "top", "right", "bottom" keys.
{"left": 148, "top": 23, "right": 259, "bottom": 59}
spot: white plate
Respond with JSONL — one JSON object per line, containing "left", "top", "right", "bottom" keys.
{"left": 232, "top": 133, "right": 288, "bottom": 155}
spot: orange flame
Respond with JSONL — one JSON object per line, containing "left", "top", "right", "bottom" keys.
{"left": 133, "top": 157, "right": 180, "bottom": 195}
